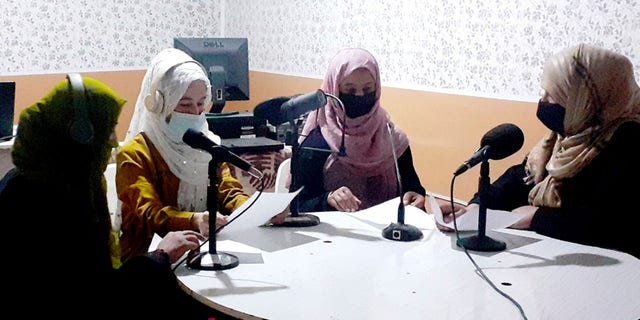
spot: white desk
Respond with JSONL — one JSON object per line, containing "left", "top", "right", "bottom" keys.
{"left": 174, "top": 200, "right": 640, "bottom": 320}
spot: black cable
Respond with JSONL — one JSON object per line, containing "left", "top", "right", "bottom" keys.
{"left": 448, "top": 175, "right": 528, "bottom": 320}
{"left": 172, "top": 173, "right": 266, "bottom": 271}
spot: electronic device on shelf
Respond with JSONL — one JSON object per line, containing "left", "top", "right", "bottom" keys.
{"left": 206, "top": 112, "right": 283, "bottom": 154}
{"left": 174, "top": 37, "right": 249, "bottom": 113}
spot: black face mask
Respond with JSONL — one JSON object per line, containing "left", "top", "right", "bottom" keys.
{"left": 536, "top": 100, "right": 566, "bottom": 135}
{"left": 339, "top": 92, "right": 377, "bottom": 118}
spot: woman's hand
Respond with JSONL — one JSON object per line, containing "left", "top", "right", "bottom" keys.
{"left": 156, "top": 230, "right": 206, "bottom": 264}
{"left": 269, "top": 206, "right": 290, "bottom": 225}
{"left": 509, "top": 205, "right": 536, "bottom": 229}
{"left": 436, "top": 203, "right": 477, "bottom": 232}
{"left": 403, "top": 191, "right": 425, "bottom": 210}
{"left": 192, "top": 211, "right": 228, "bottom": 236}
{"left": 327, "top": 186, "right": 362, "bottom": 212}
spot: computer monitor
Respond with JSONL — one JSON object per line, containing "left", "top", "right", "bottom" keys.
{"left": 174, "top": 37, "right": 250, "bottom": 113}
{"left": 0, "top": 82, "right": 15, "bottom": 141}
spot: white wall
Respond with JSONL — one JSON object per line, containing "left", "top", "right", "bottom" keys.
{"left": 1, "top": 0, "right": 638, "bottom": 102}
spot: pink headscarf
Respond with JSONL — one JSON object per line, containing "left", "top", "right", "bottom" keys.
{"left": 300, "top": 48, "right": 410, "bottom": 209}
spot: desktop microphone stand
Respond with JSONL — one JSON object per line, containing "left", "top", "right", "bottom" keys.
{"left": 280, "top": 118, "right": 320, "bottom": 227}
{"left": 381, "top": 122, "right": 422, "bottom": 242}
{"left": 382, "top": 200, "right": 423, "bottom": 241}
{"left": 456, "top": 160, "right": 506, "bottom": 251}
{"left": 187, "top": 160, "right": 239, "bottom": 270}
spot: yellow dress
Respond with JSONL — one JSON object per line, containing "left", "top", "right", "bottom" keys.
{"left": 116, "top": 133, "right": 248, "bottom": 262}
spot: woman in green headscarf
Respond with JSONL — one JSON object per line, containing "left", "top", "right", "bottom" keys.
{"left": 0, "top": 75, "right": 215, "bottom": 319}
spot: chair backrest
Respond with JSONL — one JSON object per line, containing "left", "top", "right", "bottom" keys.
{"left": 275, "top": 158, "right": 291, "bottom": 193}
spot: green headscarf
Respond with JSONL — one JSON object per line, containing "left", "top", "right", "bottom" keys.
{"left": 12, "top": 76, "right": 125, "bottom": 179}
{"left": 11, "top": 75, "right": 126, "bottom": 268}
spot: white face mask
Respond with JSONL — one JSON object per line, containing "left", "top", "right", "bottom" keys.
{"left": 166, "top": 111, "right": 206, "bottom": 142}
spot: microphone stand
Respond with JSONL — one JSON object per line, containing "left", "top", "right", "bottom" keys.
{"left": 280, "top": 117, "right": 321, "bottom": 227}
{"left": 382, "top": 123, "right": 422, "bottom": 242}
{"left": 456, "top": 159, "right": 506, "bottom": 251}
{"left": 187, "top": 159, "right": 239, "bottom": 270}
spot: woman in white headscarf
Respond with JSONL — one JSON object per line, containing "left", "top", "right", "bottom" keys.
{"left": 116, "top": 48, "right": 250, "bottom": 262}
{"left": 438, "top": 44, "right": 640, "bottom": 258}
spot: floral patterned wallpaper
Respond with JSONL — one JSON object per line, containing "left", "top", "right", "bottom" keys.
{"left": 0, "top": 0, "right": 222, "bottom": 73}
{"left": 2, "top": 0, "right": 638, "bottom": 102}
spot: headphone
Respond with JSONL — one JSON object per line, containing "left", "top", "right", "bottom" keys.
{"left": 143, "top": 59, "right": 208, "bottom": 114}
{"left": 66, "top": 73, "right": 94, "bottom": 144}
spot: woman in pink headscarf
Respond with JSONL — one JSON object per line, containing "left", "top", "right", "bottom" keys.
{"left": 293, "top": 48, "right": 426, "bottom": 212}
{"left": 438, "top": 44, "right": 640, "bottom": 258}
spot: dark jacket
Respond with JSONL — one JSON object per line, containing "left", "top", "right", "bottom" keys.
{"left": 292, "top": 127, "right": 425, "bottom": 212}
{"left": 469, "top": 122, "right": 640, "bottom": 258}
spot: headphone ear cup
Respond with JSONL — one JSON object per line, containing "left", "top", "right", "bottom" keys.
{"left": 66, "top": 73, "right": 94, "bottom": 144}
{"left": 143, "top": 91, "right": 164, "bottom": 113}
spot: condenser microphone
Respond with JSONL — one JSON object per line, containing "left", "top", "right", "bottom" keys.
{"left": 182, "top": 128, "right": 263, "bottom": 180}
{"left": 253, "top": 90, "right": 327, "bottom": 126}
{"left": 253, "top": 96, "right": 292, "bottom": 126}
{"left": 281, "top": 90, "right": 327, "bottom": 124}
{"left": 381, "top": 122, "right": 422, "bottom": 242}
{"left": 454, "top": 123, "right": 524, "bottom": 176}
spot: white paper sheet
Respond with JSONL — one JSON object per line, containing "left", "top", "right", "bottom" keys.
{"left": 347, "top": 197, "right": 434, "bottom": 229}
{"left": 218, "top": 188, "right": 302, "bottom": 235}
{"left": 429, "top": 193, "right": 525, "bottom": 231}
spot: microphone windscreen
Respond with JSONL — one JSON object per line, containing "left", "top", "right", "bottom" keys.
{"left": 253, "top": 96, "right": 293, "bottom": 125}
{"left": 480, "top": 123, "right": 524, "bottom": 160}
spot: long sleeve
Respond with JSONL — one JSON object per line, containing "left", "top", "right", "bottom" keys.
{"left": 529, "top": 122, "right": 640, "bottom": 257}
{"left": 469, "top": 122, "right": 640, "bottom": 258}
{"left": 117, "top": 134, "right": 248, "bottom": 261}
{"left": 294, "top": 130, "right": 425, "bottom": 213}
{"left": 397, "top": 146, "right": 425, "bottom": 196}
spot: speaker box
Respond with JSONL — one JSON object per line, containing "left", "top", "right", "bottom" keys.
{"left": 206, "top": 111, "right": 269, "bottom": 139}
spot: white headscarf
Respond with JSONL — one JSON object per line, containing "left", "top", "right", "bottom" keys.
{"left": 126, "top": 48, "right": 221, "bottom": 211}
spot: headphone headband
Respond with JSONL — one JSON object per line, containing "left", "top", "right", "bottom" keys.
{"left": 67, "top": 73, "right": 94, "bottom": 144}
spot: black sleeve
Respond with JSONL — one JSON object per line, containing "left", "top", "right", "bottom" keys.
{"left": 398, "top": 146, "right": 426, "bottom": 195}
{"left": 292, "top": 147, "right": 334, "bottom": 213}
{"left": 528, "top": 122, "right": 640, "bottom": 258}
{"left": 467, "top": 159, "right": 532, "bottom": 211}
{"left": 118, "top": 251, "right": 221, "bottom": 319}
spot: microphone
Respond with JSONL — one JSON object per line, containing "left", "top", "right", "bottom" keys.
{"left": 253, "top": 96, "right": 293, "bottom": 126}
{"left": 254, "top": 90, "right": 347, "bottom": 157}
{"left": 381, "top": 122, "right": 422, "bottom": 242}
{"left": 281, "top": 89, "right": 327, "bottom": 124}
{"left": 182, "top": 128, "right": 263, "bottom": 180}
{"left": 253, "top": 90, "right": 327, "bottom": 126}
{"left": 454, "top": 123, "right": 524, "bottom": 176}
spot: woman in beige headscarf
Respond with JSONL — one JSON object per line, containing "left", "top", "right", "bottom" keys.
{"left": 438, "top": 44, "right": 640, "bottom": 258}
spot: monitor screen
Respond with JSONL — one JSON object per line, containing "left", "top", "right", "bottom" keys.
{"left": 174, "top": 37, "right": 250, "bottom": 113}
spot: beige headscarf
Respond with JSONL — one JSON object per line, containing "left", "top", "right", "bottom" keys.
{"left": 126, "top": 48, "right": 220, "bottom": 211}
{"left": 525, "top": 44, "right": 640, "bottom": 207}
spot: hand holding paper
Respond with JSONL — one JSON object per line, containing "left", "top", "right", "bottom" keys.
{"left": 429, "top": 193, "right": 525, "bottom": 231}
{"left": 219, "top": 188, "right": 302, "bottom": 235}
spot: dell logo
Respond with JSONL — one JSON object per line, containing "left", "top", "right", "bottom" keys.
{"left": 204, "top": 40, "right": 224, "bottom": 48}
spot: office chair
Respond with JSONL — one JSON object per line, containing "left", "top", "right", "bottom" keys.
{"left": 274, "top": 158, "right": 291, "bottom": 193}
